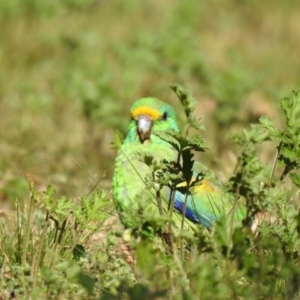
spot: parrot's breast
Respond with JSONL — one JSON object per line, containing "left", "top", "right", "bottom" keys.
{"left": 113, "top": 142, "right": 176, "bottom": 212}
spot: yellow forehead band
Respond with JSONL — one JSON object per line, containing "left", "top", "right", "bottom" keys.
{"left": 131, "top": 106, "right": 161, "bottom": 120}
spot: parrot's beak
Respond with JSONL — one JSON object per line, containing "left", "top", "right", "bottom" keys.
{"left": 137, "top": 115, "right": 152, "bottom": 142}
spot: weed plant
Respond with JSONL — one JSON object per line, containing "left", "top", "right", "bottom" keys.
{"left": 1, "top": 86, "right": 299, "bottom": 299}
{"left": 1, "top": 0, "right": 300, "bottom": 299}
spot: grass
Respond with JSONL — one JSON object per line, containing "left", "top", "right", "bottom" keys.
{"left": 0, "top": 0, "right": 300, "bottom": 299}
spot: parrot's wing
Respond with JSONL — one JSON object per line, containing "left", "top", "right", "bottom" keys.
{"left": 171, "top": 161, "right": 245, "bottom": 228}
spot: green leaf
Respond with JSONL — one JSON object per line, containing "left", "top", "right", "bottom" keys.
{"left": 280, "top": 90, "right": 300, "bottom": 129}
{"left": 181, "top": 149, "right": 194, "bottom": 185}
{"left": 259, "top": 116, "right": 281, "bottom": 138}
{"left": 44, "top": 184, "right": 56, "bottom": 209}
{"left": 183, "top": 133, "right": 207, "bottom": 152}
{"left": 170, "top": 83, "right": 196, "bottom": 120}
{"left": 154, "top": 129, "right": 181, "bottom": 151}
{"left": 290, "top": 173, "right": 300, "bottom": 188}
{"left": 170, "top": 83, "right": 204, "bottom": 130}
{"left": 111, "top": 130, "right": 124, "bottom": 149}
{"left": 155, "top": 130, "right": 207, "bottom": 153}
{"left": 77, "top": 271, "right": 95, "bottom": 295}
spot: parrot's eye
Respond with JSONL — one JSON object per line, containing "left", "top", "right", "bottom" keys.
{"left": 162, "top": 112, "right": 168, "bottom": 121}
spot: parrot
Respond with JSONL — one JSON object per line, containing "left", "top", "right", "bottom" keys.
{"left": 112, "top": 97, "right": 245, "bottom": 230}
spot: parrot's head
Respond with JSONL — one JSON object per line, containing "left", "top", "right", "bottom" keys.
{"left": 125, "top": 97, "right": 179, "bottom": 144}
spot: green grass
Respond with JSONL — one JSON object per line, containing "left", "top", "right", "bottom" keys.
{"left": 0, "top": 0, "right": 300, "bottom": 299}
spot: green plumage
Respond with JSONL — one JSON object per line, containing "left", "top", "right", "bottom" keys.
{"left": 113, "top": 97, "right": 244, "bottom": 229}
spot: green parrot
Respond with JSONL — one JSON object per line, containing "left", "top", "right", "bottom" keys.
{"left": 113, "top": 97, "right": 245, "bottom": 229}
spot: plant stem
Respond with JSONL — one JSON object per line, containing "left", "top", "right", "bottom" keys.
{"left": 269, "top": 142, "right": 282, "bottom": 185}
{"left": 32, "top": 213, "right": 49, "bottom": 288}
{"left": 156, "top": 190, "right": 164, "bottom": 216}
{"left": 22, "top": 174, "right": 35, "bottom": 266}
{"left": 180, "top": 191, "right": 189, "bottom": 260}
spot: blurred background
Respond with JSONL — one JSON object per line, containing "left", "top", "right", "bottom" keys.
{"left": 1, "top": 0, "right": 299, "bottom": 207}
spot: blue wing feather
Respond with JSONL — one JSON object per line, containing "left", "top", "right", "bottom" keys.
{"left": 173, "top": 191, "right": 218, "bottom": 228}
{"left": 170, "top": 162, "right": 231, "bottom": 228}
